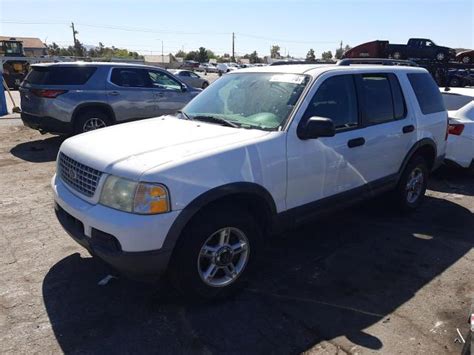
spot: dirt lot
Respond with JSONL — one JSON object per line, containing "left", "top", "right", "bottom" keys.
{"left": 0, "top": 121, "right": 473, "bottom": 354}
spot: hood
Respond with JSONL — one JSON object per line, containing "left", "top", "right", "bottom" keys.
{"left": 60, "top": 116, "right": 270, "bottom": 180}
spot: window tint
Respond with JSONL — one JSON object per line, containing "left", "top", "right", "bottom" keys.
{"left": 190, "top": 72, "right": 200, "bottom": 78}
{"left": 110, "top": 68, "right": 148, "bottom": 87}
{"left": 408, "top": 73, "right": 445, "bottom": 114}
{"left": 359, "top": 74, "right": 394, "bottom": 124}
{"left": 303, "top": 75, "right": 358, "bottom": 129}
{"left": 148, "top": 71, "right": 182, "bottom": 90}
{"left": 388, "top": 74, "right": 407, "bottom": 119}
{"left": 26, "top": 66, "right": 97, "bottom": 85}
{"left": 179, "top": 71, "right": 190, "bottom": 77}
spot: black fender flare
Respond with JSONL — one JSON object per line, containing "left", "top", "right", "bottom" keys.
{"left": 398, "top": 138, "right": 437, "bottom": 177}
{"left": 162, "top": 182, "right": 277, "bottom": 252}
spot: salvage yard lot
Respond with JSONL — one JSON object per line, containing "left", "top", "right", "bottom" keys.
{"left": 0, "top": 122, "right": 473, "bottom": 354}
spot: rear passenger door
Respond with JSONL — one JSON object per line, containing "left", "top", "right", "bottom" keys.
{"left": 106, "top": 67, "right": 156, "bottom": 121}
{"left": 353, "top": 73, "right": 416, "bottom": 182}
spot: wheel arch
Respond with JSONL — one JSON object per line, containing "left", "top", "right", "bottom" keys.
{"left": 71, "top": 102, "right": 116, "bottom": 125}
{"left": 162, "top": 182, "right": 278, "bottom": 252}
{"left": 399, "top": 138, "right": 437, "bottom": 177}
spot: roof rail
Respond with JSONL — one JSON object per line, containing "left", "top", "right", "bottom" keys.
{"left": 337, "top": 58, "right": 419, "bottom": 67}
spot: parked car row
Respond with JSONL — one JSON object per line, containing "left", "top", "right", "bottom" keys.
{"left": 50, "top": 61, "right": 450, "bottom": 299}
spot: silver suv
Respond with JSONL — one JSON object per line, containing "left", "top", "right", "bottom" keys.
{"left": 19, "top": 62, "right": 201, "bottom": 135}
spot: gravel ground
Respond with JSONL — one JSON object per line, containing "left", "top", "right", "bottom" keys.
{"left": 0, "top": 121, "right": 473, "bottom": 354}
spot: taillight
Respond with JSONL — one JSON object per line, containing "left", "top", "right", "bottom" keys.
{"left": 448, "top": 123, "right": 465, "bottom": 136}
{"left": 31, "top": 89, "right": 67, "bottom": 98}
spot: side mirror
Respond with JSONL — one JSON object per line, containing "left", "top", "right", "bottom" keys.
{"left": 297, "top": 116, "right": 335, "bottom": 140}
{"left": 181, "top": 83, "right": 188, "bottom": 92}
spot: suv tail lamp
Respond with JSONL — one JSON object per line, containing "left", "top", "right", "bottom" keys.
{"left": 31, "top": 89, "right": 68, "bottom": 98}
{"left": 448, "top": 123, "right": 464, "bottom": 136}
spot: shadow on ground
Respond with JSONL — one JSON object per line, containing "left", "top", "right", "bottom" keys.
{"left": 10, "top": 136, "right": 65, "bottom": 163}
{"left": 429, "top": 165, "right": 474, "bottom": 197}
{"left": 42, "top": 195, "right": 474, "bottom": 354}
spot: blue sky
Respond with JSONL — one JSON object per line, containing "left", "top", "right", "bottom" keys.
{"left": 1, "top": 0, "right": 472, "bottom": 58}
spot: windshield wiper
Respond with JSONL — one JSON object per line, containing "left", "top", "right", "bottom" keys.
{"left": 176, "top": 110, "right": 191, "bottom": 120}
{"left": 191, "top": 115, "right": 240, "bottom": 128}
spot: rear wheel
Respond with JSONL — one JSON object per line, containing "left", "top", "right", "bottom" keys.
{"left": 74, "top": 109, "right": 112, "bottom": 134}
{"left": 202, "top": 81, "right": 209, "bottom": 89}
{"left": 169, "top": 206, "right": 262, "bottom": 300}
{"left": 436, "top": 52, "right": 446, "bottom": 62}
{"left": 394, "top": 156, "right": 429, "bottom": 213}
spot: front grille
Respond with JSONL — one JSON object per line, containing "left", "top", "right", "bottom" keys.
{"left": 58, "top": 153, "right": 102, "bottom": 197}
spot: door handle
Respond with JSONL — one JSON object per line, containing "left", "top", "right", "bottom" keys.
{"left": 402, "top": 125, "right": 415, "bottom": 133}
{"left": 347, "top": 137, "right": 365, "bottom": 148}
{"left": 108, "top": 91, "right": 119, "bottom": 96}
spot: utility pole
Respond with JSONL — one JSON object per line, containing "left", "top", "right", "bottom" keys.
{"left": 231, "top": 32, "right": 235, "bottom": 62}
{"left": 71, "top": 22, "right": 79, "bottom": 57}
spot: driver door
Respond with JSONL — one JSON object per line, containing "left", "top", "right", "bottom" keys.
{"left": 146, "top": 69, "right": 189, "bottom": 116}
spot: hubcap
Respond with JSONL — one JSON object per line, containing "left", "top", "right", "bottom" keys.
{"left": 406, "top": 167, "right": 424, "bottom": 204}
{"left": 462, "top": 56, "right": 470, "bottom": 64}
{"left": 436, "top": 53, "right": 445, "bottom": 61}
{"left": 197, "top": 227, "right": 250, "bottom": 287}
{"left": 83, "top": 117, "right": 107, "bottom": 132}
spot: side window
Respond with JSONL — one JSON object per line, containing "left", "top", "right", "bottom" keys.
{"left": 110, "top": 68, "right": 149, "bottom": 88}
{"left": 303, "top": 75, "right": 358, "bottom": 130}
{"left": 190, "top": 72, "right": 200, "bottom": 78}
{"left": 179, "top": 71, "right": 190, "bottom": 77}
{"left": 408, "top": 72, "right": 445, "bottom": 114}
{"left": 357, "top": 74, "right": 394, "bottom": 124}
{"left": 148, "top": 70, "right": 182, "bottom": 90}
{"left": 388, "top": 73, "right": 407, "bottom": 119}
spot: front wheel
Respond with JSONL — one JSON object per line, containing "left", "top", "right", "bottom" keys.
{"left": 394, "top": 156, "right": 429, "bottom": 213}
{"left": 169, "top": 206, "right": 262, "bottom": 300}
{"left": 201, "top": 81, "right": 209, "bottom": 89}
{"left": 461, "top": 55, "right": 471, "bottom": 64}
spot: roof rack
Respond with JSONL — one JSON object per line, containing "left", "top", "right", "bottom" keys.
{"left": 337, "top": 58, "right": 419, "bottom": 67}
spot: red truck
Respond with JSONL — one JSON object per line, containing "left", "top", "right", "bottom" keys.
{"left": 343, "top": 38, "right": 456, "bottom": 62}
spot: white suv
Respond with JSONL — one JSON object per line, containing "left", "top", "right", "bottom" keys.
{"left": 53, "top": 62, "right": 447, "bottom": 299}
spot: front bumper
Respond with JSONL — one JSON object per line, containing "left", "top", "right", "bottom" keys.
{"left": 52, "top": 175, "right": 180, "bottom": 278}
{"left": 21, "top": 112, "right": 72, "bottom": 135}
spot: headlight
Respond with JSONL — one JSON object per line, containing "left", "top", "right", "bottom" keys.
{"left": 99, "top": 176, "right": 170, "bottom": 214}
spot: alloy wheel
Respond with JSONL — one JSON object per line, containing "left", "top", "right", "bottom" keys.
{"left": 197, "top": 227, "right": 250, "bottom": 287}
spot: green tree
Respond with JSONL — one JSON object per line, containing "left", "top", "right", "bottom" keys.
{"left": 175, "top": 49, "right": 186, "bottom": 58}
{"left": 306, "top": 48, "right": 316, "bottom": 62}
{"left": 47, "top": 42, "right": 60, "bottom": 56}
{"left": 249, "top": 50, "right": 261, "bottom": 64}
{"left": 206, "top": 49, "right": 216, "bottom": 59}
{"left": 335, "top": 44, "right": 352, "bottom": 59}
{"left": 321, "top": 51, "right": 333, "bottom": 61}
{"left": 198, "top": 47, "right": 209, "bottom": 63}
{"left": 185, "top": 50, "right": 199, "bottom": 61}
{"left": 270, "top": 45, "right": 281, "bottom": 59}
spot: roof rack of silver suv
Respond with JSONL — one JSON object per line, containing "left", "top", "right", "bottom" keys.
{"left": 337, "top": 58, "right": 419, "bottom": 67}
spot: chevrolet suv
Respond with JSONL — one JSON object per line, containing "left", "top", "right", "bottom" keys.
{"left": 19, "top": 62, "right": 200, "bottom": 135}
{"left": 53, "top": 62, "right": 447, "bottom": 299}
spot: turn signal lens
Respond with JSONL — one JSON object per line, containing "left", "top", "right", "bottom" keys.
{"left": 134, "top": 183, "right": 170, "bottom": 214}
{"left": 448, "top": 123, "right": 464, "bottom": 136}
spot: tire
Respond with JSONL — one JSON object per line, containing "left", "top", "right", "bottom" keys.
{"left": 449, "top": 77, "right": 461, "bottom": 87}
{"left": 394, "top": 155, "right": 429, "bottom": 213}
{"left": 436, "top": 52, "right": 446, "bottom": 62}
{"left": 202, "top": 81, "right": 209, "bottom": 89}
{"left": 169, "top": 205, "right": 262, "bottom": 300}
{"left": 461, "top": 55, "right": 471, "bottom": 64}
{"left": 74, "top": 109, "right": 112, "bottom": 134}
{"left": 392, "top": 51, "right": 402, "bottom": 60}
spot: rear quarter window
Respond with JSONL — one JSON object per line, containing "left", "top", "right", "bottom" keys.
{"left": 26, "top": 66, "right": 97, "bottom": 85}
{"left": 408, "top": 72, "right": 445, "bottom": 115}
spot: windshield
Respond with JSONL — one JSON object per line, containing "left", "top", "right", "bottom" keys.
{"left": 182, "top": 72, "right": 310, "bottom": 131}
